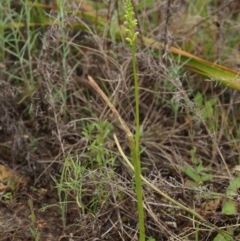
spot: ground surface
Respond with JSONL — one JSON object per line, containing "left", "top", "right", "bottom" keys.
{"left": 1, "top": 0, "right": 240, "bottom": 240}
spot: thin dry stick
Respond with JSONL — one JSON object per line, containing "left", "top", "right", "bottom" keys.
{"left": 87, "top": 75, "right": 132, "bottom": 138}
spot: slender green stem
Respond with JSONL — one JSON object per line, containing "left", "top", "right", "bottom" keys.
{"left": 131, "top": 40, "right": 145, "bottom": 240}
{"left": 132, "top": 44, "right": 140, "bottom": 156}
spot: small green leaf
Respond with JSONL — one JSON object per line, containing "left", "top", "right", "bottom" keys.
{"left": 226, "top": 178, "right": 240, "bottom": 198}
{"left": 147, "top": 237, "right": 156, "bottom": 241}
{"left": 182, "top": 165, "right": 201, "bottom": 183}
{"left": 194, "top": 92, "right": 203, "bottom": 105}
{"left": 196, "top": 162, "right": 204, "bottom": 173}
{"left": 200, "top": 173, "right": 213, "bottom": 182}
{"left": 234, "top": 177, "right": 240, "bottom": 187}
{"left": 203, "top": 98, "right": 216, "bottom": 119}
{"left": 190, "top": 146, "right": 198, "bottom": 164}
{"left": 213, "top": 233, "right": 233, "bottom": 241}
{"left": 221, "top": 200, "right": 236, "bottom": 215}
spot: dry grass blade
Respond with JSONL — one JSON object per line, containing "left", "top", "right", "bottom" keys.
{"left": 87, "top": 75, "right": 132, "bottom": 138}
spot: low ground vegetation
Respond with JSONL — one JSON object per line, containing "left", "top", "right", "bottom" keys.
{"left": 1, "top": 0, "right": 240, "bottom": 240}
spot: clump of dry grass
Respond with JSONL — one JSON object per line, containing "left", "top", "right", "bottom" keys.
{"left": 0, "top": 79, "right": 29, "bottom": 163}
